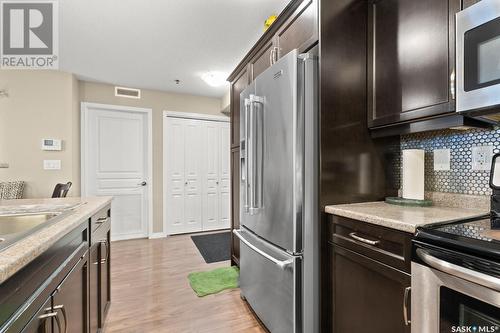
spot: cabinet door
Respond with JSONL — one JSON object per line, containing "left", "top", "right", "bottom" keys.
{"left": 52, "top": 255, "right": 88, "bottom": 333}
{"left": 230, "top": 148, "right": 240, "bottom": 266}
{"left": 230, "top": 67, "right": 249, "bottom": 147}
{"left": 330, "top": 244, "right": 411, "bottom": 333}
{"left": 21, "top": 297, "right": 53, "bottom": 333}
{"left": 99, "top": 234, "right": 111, "bottom": 328}
{"left": 276, "top": 0, "right": 318, "bottom": 58}
{"left": 463, "top": 0, "right": 481, "bottom": 8}
{"left": 368, "top": 0, "right": 461, "bottom": 127}
{"left": 249, "top": 40, "right": 275, "bottom": 81}
{"left": 89, "top": 244, "right": 99, "bottom": 333}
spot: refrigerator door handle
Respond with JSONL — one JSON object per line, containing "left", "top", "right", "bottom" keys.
{"left": 233, "top": 229, "right": 293, "bottom": 270}
{"left": 242, "top": 98, "right": 251, "bottom": 213}
{"left": 249, "top": 94, "right": 264, "bottom": 214}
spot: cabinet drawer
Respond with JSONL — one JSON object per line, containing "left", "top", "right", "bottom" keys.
{"left": 328, "top": 215, "right": 412, "bottom": 273}
{"left": 90, "top": 207, "right": 111, "bottom": 240}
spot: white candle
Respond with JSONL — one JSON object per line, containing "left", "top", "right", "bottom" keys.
{"left": 402, "top": 149, "right": 425, "bottom": 200}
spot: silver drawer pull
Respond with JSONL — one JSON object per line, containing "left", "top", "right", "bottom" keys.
{"left": 349, "top": 232, "right": 380, "bottom": 246}
{"left": 96, "top": 217, "right": 109, "bottom": 224}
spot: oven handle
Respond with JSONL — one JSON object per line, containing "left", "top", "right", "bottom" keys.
{"left": 416, "top": 248, "right": 500, "bottom": 291}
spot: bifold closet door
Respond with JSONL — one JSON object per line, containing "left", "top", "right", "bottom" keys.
{"left": 165, "top": 117, "right": 203, "bottom": 234}
{"left": 202, "top": 121, "right": 231, "bottom": 231}
{"left": 218, "top": 122, "right": 231, "bottom": 229}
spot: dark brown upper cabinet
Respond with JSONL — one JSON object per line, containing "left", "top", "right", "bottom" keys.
{"left": 276, "top": 0, "right": 318, "bottom": 58}
{"left": 368, "top": 0, "right": 461, "bottom": 128}
{"left": 230, "top": 65, "right": 249, "bottom": 147}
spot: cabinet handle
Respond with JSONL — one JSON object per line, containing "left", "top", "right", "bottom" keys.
{"left": 348, "top": 232, "right": 380, "bottom": 246}
{"left": 96, "top": 217, "right": 109, "bottom": 224}
{"left": 273, "top": 47, "right": 279, "bottom": 63}
{"left": 39, "top": 312, "right": 60, "bottom": 333}
{"left": 269, "top": 48, "right": 275, "bottom": 66}
{"left": 54, "top": 304, "right": 68, "bottom": 333}
{"left": 403, "top": 287, "right": 411, "bottom": 326}
{"left": 450, "top": 69, "right": 456, "bottom": 100}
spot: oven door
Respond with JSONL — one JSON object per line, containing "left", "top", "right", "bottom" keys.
{"left": 412, "top": 249, "right": 500, "bottom": 333}
{"left": 457, "top": 0, "right": 500, "bottom": 113}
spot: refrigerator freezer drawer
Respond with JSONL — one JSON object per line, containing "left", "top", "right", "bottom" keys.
{"left": 235, "top": 228, "right": 302, "bottom": 333}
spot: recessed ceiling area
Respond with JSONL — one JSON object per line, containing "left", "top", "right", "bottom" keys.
{"left": 59, "top": 0, "right": 288, "bottom": 97}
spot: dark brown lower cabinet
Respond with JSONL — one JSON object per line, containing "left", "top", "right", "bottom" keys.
{"left": 99, "top": 233, "right": 111, "bottom": 325}
{"left": 89, "top": 244, "right": 99, "bottom": 333}
{"left": 330, "top": 244, "right": 411, "bottom": 333}
{"left": 52, "top": 254, "right": 89, "bottom": 333}
{"left": 21, "top": 298, "right": 52, "bottom": 333}
{"left": 89, "top": 209, "right": 111, "bottom": 333}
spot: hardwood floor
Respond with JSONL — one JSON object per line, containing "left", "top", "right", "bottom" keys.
{"left": 103, "top": 233, "right": 266, "bottom": 333}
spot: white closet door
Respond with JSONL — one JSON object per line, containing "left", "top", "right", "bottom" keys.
{"left": 202, "top": 121, "right": 220, "bottom": 231}
{"left": 165, "top": 117, "right": 202, "bottom": 234}
{"left": 184, "top": 119, "right": 203, "bottom": 232}
{"left": 218, "top": 122, "right": 231, "bottom": 229}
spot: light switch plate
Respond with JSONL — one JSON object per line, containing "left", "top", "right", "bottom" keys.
{"left": 434, "top": 149, "right": 451, "bottom": 171}
{"left": 43, "top": 160, "right": 61, "bottom": 170}
{"left": 472, "top": 145, "right": 493, "bottom": 171}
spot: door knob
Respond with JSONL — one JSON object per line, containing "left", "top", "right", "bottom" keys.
{"left": 138, "top": 181, "right": 147, "bottom": 186}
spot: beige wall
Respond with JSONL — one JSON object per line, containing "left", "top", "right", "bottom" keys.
{"left": 0, "top": 70, "right": 80, "bottom": 198}
{"left": 79, "top": 81, "right": 225, "bottom": 233}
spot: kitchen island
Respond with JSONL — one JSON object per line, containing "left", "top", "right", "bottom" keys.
{"left": 0, "top": 197, "right": 112, "bottom": 333}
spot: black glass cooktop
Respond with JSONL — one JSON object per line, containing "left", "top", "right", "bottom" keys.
{"left": 416, "top": 215, "right": 500, "bottom": 260}
{"left": 433, "top": 218, "right": 500, "bottom": 243}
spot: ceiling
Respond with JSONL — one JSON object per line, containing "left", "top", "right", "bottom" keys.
{"left": 59, "top": 0, "right": 288, "bottom": 98}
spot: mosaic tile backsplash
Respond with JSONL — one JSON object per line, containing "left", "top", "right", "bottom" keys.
{"left": 399, "top": 127, "right": 500, "bottom": 196}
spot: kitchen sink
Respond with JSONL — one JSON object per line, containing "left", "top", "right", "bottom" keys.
{"left": 0, "top": 213, "right": 60, "bottom": 236}
{"left": 0, "top": 211, "right": 71, "bottom": 251}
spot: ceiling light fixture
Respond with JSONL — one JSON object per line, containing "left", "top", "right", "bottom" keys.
{"left": 201, "top": 72, "right": 228, "bottom": 87}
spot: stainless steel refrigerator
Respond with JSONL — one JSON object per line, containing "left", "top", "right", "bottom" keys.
{"left": 233, "top": 49, "right": 319, "bottom": 333}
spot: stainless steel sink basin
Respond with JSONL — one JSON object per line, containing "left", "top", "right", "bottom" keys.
{"left": 0, "top": 211, "right": 71, "bottom": 251}
{"left": 0, "top": 213, "right": 59, "bottom": 236}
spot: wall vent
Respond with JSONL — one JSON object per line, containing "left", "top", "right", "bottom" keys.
{"left": 115, "top": 86, "right": 141, "bottom": 99}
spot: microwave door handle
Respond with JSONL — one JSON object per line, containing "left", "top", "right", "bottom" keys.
{"left": 416, "top": 248, "right": 500, "bottom": 291}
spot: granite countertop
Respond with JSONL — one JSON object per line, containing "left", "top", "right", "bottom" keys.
{"left": 0, "top": 196, "right": 112, "bottom": 284}
{"left": 325, "top": 193, "right": 489, "bottom": 233}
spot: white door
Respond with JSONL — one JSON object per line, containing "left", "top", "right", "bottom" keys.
{"left": 202, "top": 121, "right": 220, "bottom": 231}
{"left": 82, "top": 103, "right": 151, "bottom": 241}
{"left": 164, "top": 117, "right": 203, "bottom": 234}
{"left": 218, "top": 122, "right": 231, "bottom": 229}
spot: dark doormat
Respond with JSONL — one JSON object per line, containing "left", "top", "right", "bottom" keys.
{"left": 191, "top": 232, "right": 231, "bottom": 263}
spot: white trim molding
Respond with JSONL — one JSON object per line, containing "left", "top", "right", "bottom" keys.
{"left": 163, "top": 110, "right": 229, "bottom": 122}
{"left": 81, "top": 102, "right": 154, "bottom": 240}
{"left": 148, "top": 232, "right": 167, "bottom": 239}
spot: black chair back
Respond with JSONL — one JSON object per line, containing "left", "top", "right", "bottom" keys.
{"left": 52, "top": 182, "right": 72, "bottom": 198}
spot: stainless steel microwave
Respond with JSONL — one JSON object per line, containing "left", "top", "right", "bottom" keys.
{"left": 457, "top": 0, "right": 500, "bottom": 121}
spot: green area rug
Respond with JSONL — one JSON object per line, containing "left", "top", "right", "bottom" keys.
{"left": 188, "top": 266, "right": 239, "bottom": 297}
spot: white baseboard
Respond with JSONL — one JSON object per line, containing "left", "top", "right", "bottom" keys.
{"left": 148, "top": 232, "right": 167, "bottom": 239}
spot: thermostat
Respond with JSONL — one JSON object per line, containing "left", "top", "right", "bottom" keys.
{"left": 41, "top": 139, "right": 62, "bottom": 151}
